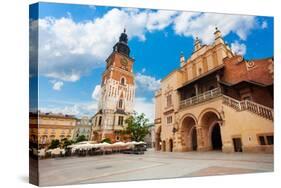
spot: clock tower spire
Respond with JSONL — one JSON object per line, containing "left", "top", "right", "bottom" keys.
{"left": 91, "top": 29, "right": 135, "bottom": 143}
{"left": 113, "top": 28, "right": 130, "bottom": 56}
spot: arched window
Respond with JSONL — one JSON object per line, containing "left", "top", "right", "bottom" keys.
{"left": 118, "top": 99, "right": 123, "bottom": 109}
{"left": 120, "top": 77, "right": 126, "bottom": 85}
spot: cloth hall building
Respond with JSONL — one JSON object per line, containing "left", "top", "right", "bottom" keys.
{"left": 154, "top": 28, "right": 273, "bottom": 153}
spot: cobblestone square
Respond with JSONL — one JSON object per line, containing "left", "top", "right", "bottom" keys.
{"left": 39, "top": 150, "right": 273, "bottom": 186}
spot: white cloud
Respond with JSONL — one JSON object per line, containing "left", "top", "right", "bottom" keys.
{"left": 146, "top": 10, "right": 178, "bottom": 31}
{"left": 40, "top": 101, "right": 98, "bottom": 117}
{"left": 135, "top": 73, "right": 161, "bottom": 91}
{"left": 134, "top": 97, "right": 155, "bottom": 123}
{"left": 92, "top": 84, "right": 101, "bottom": 100}
{"left": 231, "top": 41, "right": 247, "bottom": 55}
{"left": 173, "top": 12, "right": 258, "bottom": 44}
{"left": 31, "top": 8, "right": 266, "bottom": 83}
{"left": 50, "top": 80, "right": 64, "bottom": 91}
{"left": 35, "top": 8, "right": 172, "bottom": 82}
{"left": 261, "top": 21, "right": 268, "bottom": 29}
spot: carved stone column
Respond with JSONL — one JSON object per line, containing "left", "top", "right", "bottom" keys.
{"left": 196, "top": 126, "right": 204, "bottom": 151}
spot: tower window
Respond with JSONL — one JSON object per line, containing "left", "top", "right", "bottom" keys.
{"left": 118, "top": 99, "right": 123, "bottom": 109}
{"left": 118, "top": 116, "right": 124, "bottom": 126}
{"left": 98, "top": 116, "right": 102, "bottom": 126}
{"left": 118, "top": 99, "right": 123, "bottom": 108}
{"left": 120, "top": 77, "right": 126, "bottom": 85}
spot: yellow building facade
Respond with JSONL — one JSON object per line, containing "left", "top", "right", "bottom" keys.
{"left": 154, "top": 28, "right": 273, "bottom": 153}
{"left": 30, "top": 112, "right": 77, "bottom": 148}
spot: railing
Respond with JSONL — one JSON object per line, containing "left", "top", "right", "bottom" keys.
{"left": 180, "top": 87, "right": 222, "bottom": 109}
{"left": 222, "top": 95, "right": 273, "bottom": 120}
{"left": 179, "top": 87, "right": 273, "bottom": 121}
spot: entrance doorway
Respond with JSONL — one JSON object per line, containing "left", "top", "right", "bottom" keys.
{"left": 233, "top": 138, "right": 243, "bottom": 152}
{"left": 169, "top": 139, "right": 173, "bottom": 152}
{"left": 211, "top": 124, "right": 222, "bottom": 150}
{"left": 181, "top": 115, "right": 197, "bottom": 152}
{"left": 191, "top": 128, "right": 197, "bottom": 151}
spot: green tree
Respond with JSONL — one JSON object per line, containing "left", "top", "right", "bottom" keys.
{"left": 49, "top": 139, "right": 60, "bottom": 149}
{"left": 75, "top": 135, "right": 87, "bottom": 143}
{"left": 125, "top": 112, "right": 150, "bottom": 142}
{"left": 61, "top": 138, "right": 74, "bottom": 148}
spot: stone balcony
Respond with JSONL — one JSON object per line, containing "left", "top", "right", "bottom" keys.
{"left": 179, "top": 87, "right": 222, "bottom": 109}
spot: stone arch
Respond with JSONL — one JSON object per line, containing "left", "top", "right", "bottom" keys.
{"left": 180, "top": 114, "right": 197, "bottom": 151}
{"left": 155, "top": 126, "right": 162, "bottom": 151}
{"left": 179, "top": 113, "right": 198, "bottom": 127}
{"left": 198, "top": 108, "right": 222, "bottom": 125}
{"left": 198, "top": 108, "right": 223, "bottom": 151}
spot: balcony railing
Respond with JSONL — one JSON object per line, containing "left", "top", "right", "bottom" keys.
{"left": 179, "top": 87, "right": 273, "bottom": 120}
{"left": 222, "top": 95, "right": 273, "bottom": 120}
{"left": 180, "top": 87, "right": 222, "bottom": 109}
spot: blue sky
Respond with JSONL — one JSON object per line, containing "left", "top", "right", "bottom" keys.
{"left": 30, "top": 2, "right": 273, "bottom": 122}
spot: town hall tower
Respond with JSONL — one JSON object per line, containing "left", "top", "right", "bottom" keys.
{"left": 91, "top": 29, "right": 135, "bottom": 142}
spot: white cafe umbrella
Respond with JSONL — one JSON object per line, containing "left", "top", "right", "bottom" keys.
{"left": 136, "top": 141, "right": 146, "bottom": 144}
{"left": 67, "top": 144, "right": 76, "bottom": 148}
{"left": 127, "top": 141, "right": 138, "bottom": 145}
{"left": 76, "top": 143, "right": 94, "bottom": 150}
{"left": 101, "top": 142, "right": 112, "bottom": 148}
{"left": 77, "top": 141, "right": 90, "bottom": 144}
